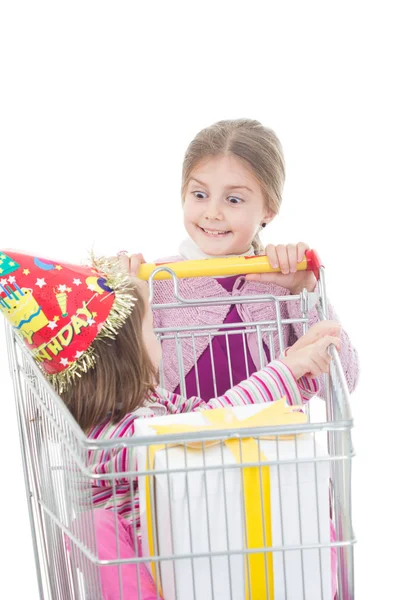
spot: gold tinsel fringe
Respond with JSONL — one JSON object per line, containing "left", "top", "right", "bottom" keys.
{"left": 47, "top": 253, "right": 137, "bottom": 393}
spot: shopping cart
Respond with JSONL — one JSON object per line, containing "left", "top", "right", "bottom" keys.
{"left": 5, "top": 251, "right": 355, "bottom": 599}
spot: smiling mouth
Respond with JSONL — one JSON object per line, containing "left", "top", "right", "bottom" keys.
{"left": 198, "top": 226, "right": 231, "bottom": 236}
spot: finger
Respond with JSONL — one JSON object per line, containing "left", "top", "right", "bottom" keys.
{"left": 296, "top": 242, "right": 310, "bottom": 263}
{"left": 314, "top": 352, "right": 331, "bottom": 373}
{"left": 307, "top": 357, "right": 324, "bottom": 378}
{"left": 245, "top": 273, "right": 263, "bottom": 282}
{"left": 106, "top": 255, "right": 120, "bottom": 266}
{"left": 129, "top": 253, "right": 143, "bottom": 276}
{"left": 312, "top": 351, "right": 332, "bottom": 375}
{"left": 328, "top": 336, "right": 341, "bottom": 351}
{"left": 306, "top": 348, "right": 327, "bottom": 373}
{"left": 323, "top": 320, "right": 340, "bottom": 328}
{"left": 265, "top": 244, "right": 279, "bottom": 269}
{"left": 297, "top": 325, "right": 321, "bottom": 344}
{"left": 329, "top": 327, "right": 341, "bottom": 337}
{"left": 117, "top": 254, "right": 131, "bottom": 273}
{"left": 317, "top": 335, "right": 341, "bottom": 352}
{"left": 310, "top": 321, "right": 341, "bottom": 339}
{"left": 245, "top": 273, "right": 282, "bottom": 284}
{"left": 134, "top": 278, "right": 149, "bottom": 298}
{"left": 130, "top": 253, "right": 144, "bottom": 261}
{"left": 287, "top": 244, "right": 298, "bottom": 273}
{"left": 320, "top": 320, "right": 341, "bottom": 337}
{"left": 309, "top": 329, "right": 326, "bottom": 342}
{"left": 276, "top": 244, "right": 290, "bottom": 274}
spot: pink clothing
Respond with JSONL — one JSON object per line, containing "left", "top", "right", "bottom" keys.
{"left": 152, "top": 256, "right": 359, "bottom": 397}
{"left": 70, "top": 510, "right": 159, "bottom": 599}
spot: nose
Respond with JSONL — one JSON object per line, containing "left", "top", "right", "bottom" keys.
{"left": 203, "top": 198, "right": 223, "bottom": 221}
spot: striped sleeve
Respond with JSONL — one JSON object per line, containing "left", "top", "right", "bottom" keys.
{"left": 279, "top": 348, "right": 320, "bottom": 402}
{"left": 156, "top": 359, "right": 317, "bottom": 413}
{"left": 296, "top": 375, "right": 320, "bottom": 399}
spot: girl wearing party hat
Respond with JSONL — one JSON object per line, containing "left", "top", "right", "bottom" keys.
{"left": 0, "top": 248, "right": 339, "bottom": 599}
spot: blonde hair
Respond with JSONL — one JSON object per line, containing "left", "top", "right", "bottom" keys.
{"left": 61, "top": 286, "right": 158, "bottom": 432}
{"left": 181, "top": 119, "right": 285, "bottom": 254}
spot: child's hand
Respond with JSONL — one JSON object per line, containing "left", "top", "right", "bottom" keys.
{"left": 246, "top": 243, "right": 317, "bottom": 294}
{"left": 281, "top": 335, "right": 341, "bottom": 379}
{"left": 114, "top": 253, "right": 146, "bottom": 278}
{"left": 286, "top": 321, "right": 341, "bottom": 355}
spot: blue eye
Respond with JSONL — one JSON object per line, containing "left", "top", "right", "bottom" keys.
{"left": 228, "top": 196, "right": 243, "bottom": 204}
{"left": 193, "top": 191, "right": 207, "bottom": 199}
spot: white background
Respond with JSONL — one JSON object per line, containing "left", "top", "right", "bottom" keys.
{"left": 0, "top": 1, "right": 398, "bottom": 597}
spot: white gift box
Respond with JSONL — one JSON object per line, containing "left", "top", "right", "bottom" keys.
{"left": 135, "top": 403, "right": 332, "bottom": 600}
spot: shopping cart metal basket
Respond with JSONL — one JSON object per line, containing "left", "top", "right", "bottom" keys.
{"left": 5, "top": 251, "right": 355, "bottom": 599}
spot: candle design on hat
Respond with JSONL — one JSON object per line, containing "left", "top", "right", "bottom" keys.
{"left": 54, "top": 286, "right": 68, "bottom": 318}
{"left": 0, "top": 281, "right": 49, "bottom": 344}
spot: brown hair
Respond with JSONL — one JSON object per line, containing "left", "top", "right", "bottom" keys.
{"left": 181, "top": 119, "right": 285, "bottom": 254}
{"left": 60, "top": 287, "right": 157, "bottom": 432}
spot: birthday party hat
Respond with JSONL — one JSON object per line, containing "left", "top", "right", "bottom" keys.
{"left": 0, "top": 250, "right": 135, "bottom": 391}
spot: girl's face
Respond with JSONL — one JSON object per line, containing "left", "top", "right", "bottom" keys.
{"left": 139, "top": 283, "right": 162, "bottom": 371}
{"left": 183, "top": 154, "right": 273, "bottom": 256}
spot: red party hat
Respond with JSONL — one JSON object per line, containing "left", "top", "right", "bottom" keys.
{"left": 0, "top": 250, "right": 135, "bottom": 391}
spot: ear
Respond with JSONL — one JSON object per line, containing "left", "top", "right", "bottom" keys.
{"left": 262, "top": 209, "right": 276, "bottom": 226}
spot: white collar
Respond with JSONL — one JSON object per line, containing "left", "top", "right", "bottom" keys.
{"left": 178, "top": 237, "right": 255, "bottom": 261}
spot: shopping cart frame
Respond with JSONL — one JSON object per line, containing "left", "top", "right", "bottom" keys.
{"left": 5, "top": 259, "right": 356, "bottom": 600}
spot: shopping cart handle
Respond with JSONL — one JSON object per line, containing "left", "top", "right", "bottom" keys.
{"left": 137, "top": 249, "right": 323, "bottom": 281}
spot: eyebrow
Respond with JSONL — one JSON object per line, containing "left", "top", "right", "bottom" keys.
{"left": 189, "top": 178, "right": 253, "bottom": 193}
{"left": 189, "top": 177, "right": 208, "bottom": 187}
{"left": 229, "top": 185, "right": 253, "bottom": 192}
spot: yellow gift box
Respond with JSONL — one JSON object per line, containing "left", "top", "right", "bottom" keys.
{"left": 135, "top": 399, "right": 331, "bottom": 600}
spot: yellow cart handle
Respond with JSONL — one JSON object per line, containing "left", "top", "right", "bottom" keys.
{"left": 138, "top": 250, "right": 323, "bottom": 281}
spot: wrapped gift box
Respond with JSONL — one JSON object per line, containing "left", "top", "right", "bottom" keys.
{"left": 135, "top": 401, "right": 331, "bottom": 600}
